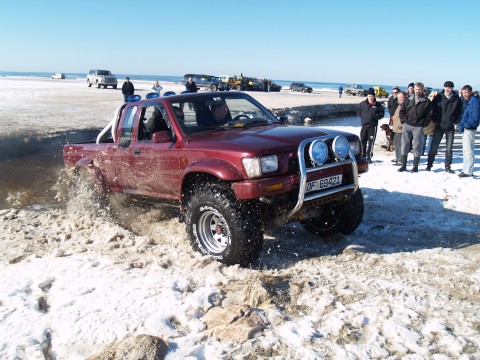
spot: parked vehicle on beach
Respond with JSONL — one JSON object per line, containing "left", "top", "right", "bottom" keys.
{"left": 219, "top": 75, "right": 281, "bottom": 92}
{"left": 269, "top": 81, "right": 282, "bottom": 92}
{"left": 290, "top": 82, "right": 313, "bottom": 93}
{"left": 63, "top": 92, "right": 368, "bottom": 266}
{"left": 373, "top": 86, "right": 389, "bottom": 98}
{"left": 345, "top": 84, "right": 366, "bottom": 96}
{"left": 87, "top": 69, "right": 118, "bottom": 89}
{"left": 182, "top": 74, "right": 226, "bottom": 91}
{"left": 51, "top": 73, "right": 65, "bottom": 79}
{"left": 219, "top": 75, "right": 234, "bottom": 87}
{"left": 224, "top": 75, "right": 243, "bottom": 90}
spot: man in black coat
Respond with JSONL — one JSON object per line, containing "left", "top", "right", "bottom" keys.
{"left": 426, "top": 81, "right": 463, "bottom": 173}
{"left": 122, "top": 77, "right": 135, "bottom": 102}
{"left": 387, "top": 86, "right": 400, "bottom": 121}
{"left": 358, "top": 87, "right": 385, "bottom": 163}
{"left": 185, "top": 77, "right": 197, "bottom": 93}
{"left": 398, "top": 82, "right": 434, "bottom": 173}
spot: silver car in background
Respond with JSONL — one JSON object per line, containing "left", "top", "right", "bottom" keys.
{"left": 87, "top": 69, "right": 118, "bottom": 89}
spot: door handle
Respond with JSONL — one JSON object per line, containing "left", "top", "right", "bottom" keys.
{"left": 133, "top": 148, "right": 141, "bottom": 156}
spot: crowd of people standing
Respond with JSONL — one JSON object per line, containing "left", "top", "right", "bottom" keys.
{"left": 360, "top": 81, "right": 479, "bottom": 177}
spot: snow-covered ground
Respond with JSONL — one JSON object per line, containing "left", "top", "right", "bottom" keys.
{"left": 0, "top": 78, "right": 479, "bottom": 359}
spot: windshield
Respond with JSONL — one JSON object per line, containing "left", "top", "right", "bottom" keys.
{"left": 98, "top": 70, "right": 112, "bottom": 76}
{"left": 169, "top": 94, "right": 278, "bottom": 135}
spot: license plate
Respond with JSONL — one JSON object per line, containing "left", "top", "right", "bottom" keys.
{"left": 305, "top": 174, "right": 342, "bottom": 193}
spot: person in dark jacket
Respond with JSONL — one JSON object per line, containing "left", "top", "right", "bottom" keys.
{"left": 184, "top": 77, "right": 197, "bottom": 93}
{"left": 146, "top": 107, "right": 167, "bottom": 133}
{"left": 426, "top": 81, "right": 463, "bottom": 173}
{"left": 458, "top": 85, "right": 480, "bottom": 177}
{"left": 398, "top": 82, "right": 434, "bottom": 173}
{"left": 406, "top": 82, "right": 415, "bottom": 97}
{"left": 387, "top": 86, "right": 400, "bottom": 121}
{"left": 358, "top": 87, "right": 385, "bottom": 163}
{"left": 121, "top": 77, "right": 135, "bottom": 102}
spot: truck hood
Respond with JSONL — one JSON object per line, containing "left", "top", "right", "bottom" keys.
{"left": 189, "top": 125, "right": 357, "bottom": 155}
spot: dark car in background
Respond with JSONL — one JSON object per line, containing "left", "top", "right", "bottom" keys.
{"left": 269, "top": 82, "right": 282, "bottom": 92}
{"left": 182, "top": 74, "right": 226, "bottom": 91}
{"left": 290, "top": 82, "right": 313, "bottom": 93}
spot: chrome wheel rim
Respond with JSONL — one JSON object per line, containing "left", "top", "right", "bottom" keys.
{"left": 198, "top": 209, "right": 229, "bottom": 253}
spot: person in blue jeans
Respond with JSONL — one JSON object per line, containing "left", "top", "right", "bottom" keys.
{"left": 421, "top": 124, "right": 435, "bottom": 156}
{"left": 458, "top": 85, "right": 480, "bottom": 177}
{"left": 398, "top": 82, "right": 433, "bottom": 173}
{"left": 426, "top": 82, "right": 463, "bottom": 173}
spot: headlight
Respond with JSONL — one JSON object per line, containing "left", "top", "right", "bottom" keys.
{"left": 261, "top": 155, "right": 278, "bottom": 173}
{"left": 242, "top": 155, "right": 278, "bottom": 178}
{"left": 309, "top": 140, "right": 329, "bottom": 165}
{"left": 332, "top": 136, "right": 350, "bottom": 160}
{"left": 348, "top": 140, "right": 361, "bottom": 156}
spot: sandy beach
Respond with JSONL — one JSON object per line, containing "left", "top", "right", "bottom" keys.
{"left": 0, "top": 77, "right": 479, "bottom": 359}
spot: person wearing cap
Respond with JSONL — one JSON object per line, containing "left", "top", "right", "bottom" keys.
{"left": 407, "top": 82, "right": 415, "bottom": 97}
{"left": 122, "top": 77, "right": 135, "bottom": 103}
{"left": 457, "top": 85, "right": 480, "bottom": 177}
{"left": 358, "top": 87, "right": 385, "bottom": 163}
{"left": 398, "top": 82, "right": 433, "bottom": 173}
{"left": 426, "top": 81, "right": 463, "bottom": 173}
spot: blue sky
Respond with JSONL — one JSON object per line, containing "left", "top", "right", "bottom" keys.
{"left": 1, "top": 0, "right": 479, "bottom": 88}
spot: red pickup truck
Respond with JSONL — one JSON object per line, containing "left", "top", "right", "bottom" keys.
{"left": 64, "top": 92, "right": 368, "bottom": 266}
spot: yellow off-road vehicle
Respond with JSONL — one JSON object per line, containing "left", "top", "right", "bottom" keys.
{"left": 373, "top": 86, "right": 389, "bottom": 98}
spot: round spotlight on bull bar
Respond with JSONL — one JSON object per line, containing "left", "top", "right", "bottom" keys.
{"left": 309, "top": 140, "right": 329, "bottom": 165}
{"left": 127, "top": 94, "right": 141, "bottom": 102}
{"left": 332, "top": 135, "right": 350, "bottom": 160}
{"left": 146, "top": 92, "right": 159, "bottom": 99}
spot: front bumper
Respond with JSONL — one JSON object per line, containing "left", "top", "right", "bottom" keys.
{"left": 231, "top": 135, "right": 368, "bottom": 221}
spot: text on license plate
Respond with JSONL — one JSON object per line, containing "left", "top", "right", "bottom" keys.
{"left": 305, "top": 174, "right": 343, "bottom": 193}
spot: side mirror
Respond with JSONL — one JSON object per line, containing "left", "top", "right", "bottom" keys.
{"left": 152, "top": 131, "right": 172, "bottom": 143}
{"left": 278, "top": 115, "right": 289, "bottom": 124}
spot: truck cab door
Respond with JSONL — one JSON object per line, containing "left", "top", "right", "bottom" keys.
{"left": 119, "top": 104, "right": 182, "bottom": 199}
{"left": 114, "top": 105, "right": 140, "bottom": 191}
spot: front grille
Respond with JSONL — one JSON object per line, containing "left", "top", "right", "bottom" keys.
{"left": 288, "top": 157, "right": 299, "bottom": 173}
